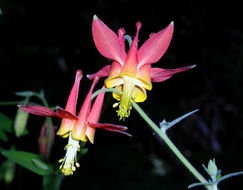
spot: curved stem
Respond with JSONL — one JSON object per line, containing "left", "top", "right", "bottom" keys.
{"left": 0, "top": 101, "right": 22, "bottom": 106}
{"left": 33, "top": 92, "right": 49, "bottom": 107}
{"left": 132, "top": 101, "right": 209, "bottom": 186}
{"left": 91, "top": 88, "right": 121, "bottom": 100}
{"left": 92, "top": 87, "right": 211, "bottom": 189}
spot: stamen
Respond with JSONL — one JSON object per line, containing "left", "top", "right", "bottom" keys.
{"left": 117, "top": 76, "right": 135, "bottom": 120}
{"left": 113, "top": 102, "right": 120, "bottom": 108}
{"left": 59, "top": 132, "right": 80, "bottom": 176}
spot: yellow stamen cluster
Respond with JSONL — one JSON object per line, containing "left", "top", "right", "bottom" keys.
{"left": 115, "top": 101, "right": 133, "bottom": 120}
{"left": 116, "top": 76, "right": 135, "bottom": 120}
{"left": 59, "top": 133, "right": 80, "bottom": 175}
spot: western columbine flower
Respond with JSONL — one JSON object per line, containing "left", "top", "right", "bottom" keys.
{"left": 89, "top": 15, "right": 195, "bottom": 120}
{"left": 19, "top": 70, "right": 129, "bottom": 175}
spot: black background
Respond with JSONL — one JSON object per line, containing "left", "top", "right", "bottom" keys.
{"left": 1, "top": 0, "right": 243, "bottom": 189}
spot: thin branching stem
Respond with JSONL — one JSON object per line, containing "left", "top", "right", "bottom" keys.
{"left": 131, "top": 102, "right": 209, "bottom": 186}
{"left": 92, "top": 87, "right": 213, "bottom": 189}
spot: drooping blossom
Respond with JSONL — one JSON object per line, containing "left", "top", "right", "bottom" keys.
{"left": 19, "top": 70, "right": 129, "bottom": 175}
{"left": 89, "top": 15, "right": 194, "bottom": 119}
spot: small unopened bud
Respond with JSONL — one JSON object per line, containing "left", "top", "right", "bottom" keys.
{"left": 3, "top": 160, "right": 16, "bottom": 184}
{"left": 38, "top": 121, "right": 55, "bottom": 159}
{"left": 14, "top": 108, "right": 29, "bottom": 137}
{"left": 208, "top": 159, "right": 218, "bottom": 177}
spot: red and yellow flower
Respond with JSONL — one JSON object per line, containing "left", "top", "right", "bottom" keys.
{"left": 19, "top": 70, "right": 129, "bottom": 175}
{"left": 89, "top": 15, "right": 194, "bottom": 119}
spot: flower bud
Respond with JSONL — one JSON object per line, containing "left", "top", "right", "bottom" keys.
{"left": 14, "top": 108, "right": 29, "bottom": 137}
{"left": 3, "top": 160, "right": 15, "bottom": 184}
{"left": 38, "top": 121, "right": 55, "bottom": 159}
{"left": 208, "top": 159, "right": 218, "bottom": 177}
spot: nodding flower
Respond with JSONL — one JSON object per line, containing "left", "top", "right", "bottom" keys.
{"left": 19, "top": 70, "right": 130, "bottom": 175}
{"left": 88, "top": 15, "right": 195, "bottom": 120}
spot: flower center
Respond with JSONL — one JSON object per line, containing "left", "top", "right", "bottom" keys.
{"left": 116, "top": 76, "right": 135, "bottom": 120}
{"left": 59, "top": 132, "right": 80, "bottom": 175}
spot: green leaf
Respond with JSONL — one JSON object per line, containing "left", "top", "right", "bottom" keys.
{"left": 39, "top": 89, "right": 45, "bottom": 98}
{"left": 15, "top": 91, "right": 34, "bottom": 97}
{"left": 0, "top": 113, "right": 13, "bottom": 133}
{"left": 188, "top": 182, "right": 211, "bottom": 189}
{"left": 202, "top": 164, "right": 209, "bottom": 173}
{"left": 32, "top": 158, "right": 51, "bottom": 171}
{"left": 1, "top": 150, "right": 53, "bottom": 175}
{"left": 218, "top": 171, "right": 243, "bottom": 183}
{"left": 216, "top": 170, "right": 221, "bottom": 180}
{"left": 80, "top": 148, "right": 88, "bottom": 155}
{"left": 159, "top": 109, "right": 198, "bottom": 131}
{"left": 0, "top": 113, "right": 13, "bottom": 141}
{"left": 0, "top": 130, "right": 8, "bottom": 142}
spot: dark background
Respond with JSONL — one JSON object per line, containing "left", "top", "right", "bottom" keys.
{"left": 1, "top": 0, "right": 243, "bottom": 189}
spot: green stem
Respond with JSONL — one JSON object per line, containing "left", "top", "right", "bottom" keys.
{"left": 0, "top": 101, "right": 22, "bottom": 106}
{"left": 91, "top": 87, "right": 211, "bottom": 189}
{"left": 210, "top": 184, "right": 218, "bottom": 190}
{"left": 132, "top": 102, "right": 209, "bottom": 186}
{"left": 91, "top": 88, "right": 121, "bottom": 100}
{"left": 33, "top": 93, "right": 49, "bottom": 107}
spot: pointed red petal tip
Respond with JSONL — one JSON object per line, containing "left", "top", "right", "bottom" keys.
{"left": 118, "top": 28, "right": 125, "bottom": 35}
{"left": 87, "top": 65, "right": 111, "bottom": 80}
{"left": 150, "top": 65, "right": 195, "bottom": 82}
{"left": 118, "top": 28, "right": 126, "bottom": 50}
{"left": 93, "top": 14, "right": 98, "bottom": 20}
{"left": 92, "top": 14, "right": 126, "bottom": 65}
{"left": 76, "top": 70, "right": 83, "bottom": 81}
{"left": 136, "top": 21, "right": 142, "bottom": 31}
{"left": 87, "top": 122, "right": 132, "bottom": 137}
{"left": 137, "top": 21, "right": 174, "bottom": 67}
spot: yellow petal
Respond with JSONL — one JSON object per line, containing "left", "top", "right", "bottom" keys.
{"left": 85, "top": 126, "right": 96, "bottom": 144}
{"left": 105, "top": 75, "right": 124, "bottom": 88}
{"left": 133, "top": 86, "right": 147, "bottom": 102}
{"left": 56, "top": 119, "right": 76, "bottom": 138}
{"left": 112, "top": 85, "right": 122, "bottom": 100}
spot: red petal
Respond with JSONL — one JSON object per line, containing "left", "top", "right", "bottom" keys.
{"left": 86, "top": 65, "right": 111, "bottom": 80}
{"left": 89, "top": 122, "right": 127, "bottom": 130}
{"left": 92, "top": 15, "right": 126, "bottom": 65}
{"left": 137, "top": 22, "right": 174, "bottom": 68}
{"left": 151, "top": 65, "right": 195, "bottom": 82}
{"left": 18, "top": 105, "right": 58, "bottom": 117}
{"left": 121, "top": 22, "right": 141, "bottom": 74}
{"left": 72, "top": 77, "right": 100, "bottom": 140}
{"left": 87, "top": 122, "right": 131, "bottom": 136}
{"left": 56, "top": 107, "right": 78, "bottom": 120}
{"left": 64, "top": 70, "right": 82, "bottom": 114}
{"left": 118, "top": 28, "right": 125, "bottom": 50}
{"left": 87, "top": 86, "right": 105, "bottom": 122}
